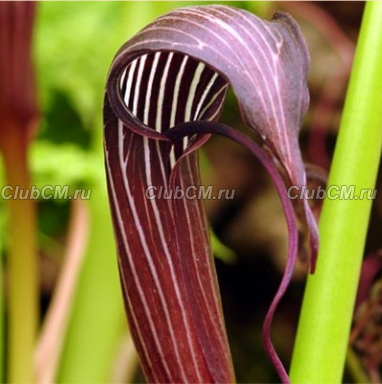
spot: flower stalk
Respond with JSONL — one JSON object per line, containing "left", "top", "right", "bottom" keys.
{"left": 290, "top": 2, "right": 382, "bottom": 383}
{"left": 0, "top": 3, "right": 39, "bottom": 382}
{"left": 0, "top": 124, "right": 38, "bottom": 383}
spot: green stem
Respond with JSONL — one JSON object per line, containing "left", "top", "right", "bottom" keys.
{"left": 0, "top": 122, "right": 38, "bottom": 383}
{"left": 290, "top": 3, "right": 382, "bottom": 383}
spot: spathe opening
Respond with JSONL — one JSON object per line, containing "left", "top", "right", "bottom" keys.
{"left": 118, "top": 51, "right": 228, "bottom": 135}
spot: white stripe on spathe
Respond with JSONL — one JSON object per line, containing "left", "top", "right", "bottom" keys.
{"left": 156, "top": 52, "right": 174, "bottom": 132}
{"left": 183, "top": 62, "right": 205, "bottom": 150}
{"left": 194, "top": 72, "right": 218, "bottom": 119}
{"left": 198, "top": 83, "right": 228, "bottom": 119}
{"left": 170, "top": 54, "right": 189, "bottom": 128}
{"left": 143, "top": 52, "right": 161, "bottom": 126}
{"left": 184, "top": 62, "right": 206, "bottom": 122}
{"left": 124, "top": 59, "right": 137, "bottom": 107}
{"left": 132, "top": 54, "right": 147, "bottom": 116}
{"left": 119, "top": 68, "right": 127, "bottom": 90}
{"left": 169, "top": 147, "right": 176, "bottom": 169}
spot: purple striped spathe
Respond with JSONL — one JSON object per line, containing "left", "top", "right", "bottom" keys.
{"left": 104, "top": 5, "right": 317, "bottom": 384}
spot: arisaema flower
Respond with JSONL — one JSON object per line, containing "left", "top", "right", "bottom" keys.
{"left": 104, "top": 5, "right": 318, "bottom": 383}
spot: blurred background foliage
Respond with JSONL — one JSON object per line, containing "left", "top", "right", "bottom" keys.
{"left": 1, "top": 2, "right": 381, "bottom": 383}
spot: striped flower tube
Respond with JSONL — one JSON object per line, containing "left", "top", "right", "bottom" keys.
{"left": 104, "top": 5, "right": 318, "bottom": 383}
